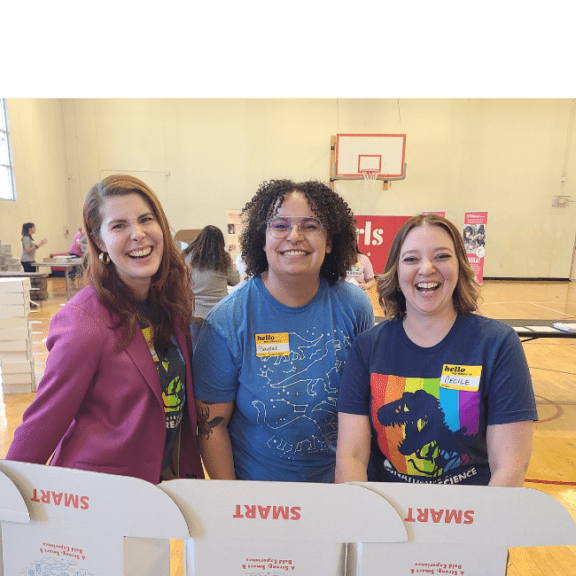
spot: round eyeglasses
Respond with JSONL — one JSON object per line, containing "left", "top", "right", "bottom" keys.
{"left": 266, "top": 216, "right": 324, "bottom": 240}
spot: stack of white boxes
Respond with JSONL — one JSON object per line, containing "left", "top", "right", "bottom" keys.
{"left": 0, "top": 242, "right": 22, "bottom": 271}
{"left": 0, "top": 277, "right": 37, "bottom": 393}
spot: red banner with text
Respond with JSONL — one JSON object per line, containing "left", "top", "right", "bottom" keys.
{"left": 355, "top": 215, "right": 412, "bottom": 275}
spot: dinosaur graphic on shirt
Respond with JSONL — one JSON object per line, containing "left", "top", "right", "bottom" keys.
{"left": 377, "top": 389, "right": 476, "bottom": 477}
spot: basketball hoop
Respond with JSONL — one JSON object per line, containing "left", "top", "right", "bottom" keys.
{"left": 361, "top": 169, "right": 379, "bottom": 193}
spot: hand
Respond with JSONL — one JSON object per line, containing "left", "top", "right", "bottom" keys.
{"left": 39, "top": 239, "right": 47, "bottom": 246}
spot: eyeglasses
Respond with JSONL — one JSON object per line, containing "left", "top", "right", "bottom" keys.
{"left": 266, "top": 216, "right": 324, "bottom": 240}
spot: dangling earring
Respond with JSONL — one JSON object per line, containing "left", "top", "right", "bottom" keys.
{"left": 99, "top": 252, "right": 111, "bottom": 265}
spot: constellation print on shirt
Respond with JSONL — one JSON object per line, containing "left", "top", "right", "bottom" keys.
{"left": 252, "top": 330, "right": 351, "bottom": 458}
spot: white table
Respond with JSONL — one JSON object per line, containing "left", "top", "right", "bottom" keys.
{"left": 31, "top": 258, "right": 83, "bottom": 300}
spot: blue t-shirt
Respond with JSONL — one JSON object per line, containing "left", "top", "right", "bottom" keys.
{"left": 337, "top": 314, "right": 537, "bottom": 485}
{"left": 193, "top": 276, "right": 374, "bottom": 482}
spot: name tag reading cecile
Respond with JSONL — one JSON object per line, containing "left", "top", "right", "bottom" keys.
{"left": 440, "top": 364, "right": 481, "bottom": 392}
{"left": 255, "top": 333, "right": 290, "bottom": 357}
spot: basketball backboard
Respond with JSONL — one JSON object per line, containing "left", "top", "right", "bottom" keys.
{"left": 333, "top": 133, "right": 406, "bottom": 180}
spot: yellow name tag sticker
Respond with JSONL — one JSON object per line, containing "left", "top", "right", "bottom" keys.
{"left": 440, "top": 364, "right": 481, "bottom": 391}
{"left": 255, "top": 333, "right": 290, "bottom": 357}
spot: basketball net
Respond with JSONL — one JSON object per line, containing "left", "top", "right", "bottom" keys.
{"left": 361, "top": 169, "right": 379, "bottom": 194}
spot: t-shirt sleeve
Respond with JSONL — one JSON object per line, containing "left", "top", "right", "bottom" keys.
{"left": 486, "top": 330, "right": 538, "bottom": 425}
{"left": 192, "top": 316, "right": 240, "bottom": 404}
{"left": 337, "top": 333, "right": 372, "bottom": 415}
{"left": 360, "top": 254, "right": 374, "bottom": 281}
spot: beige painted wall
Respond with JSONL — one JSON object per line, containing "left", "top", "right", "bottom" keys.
{"left": 2, "top": 98, "right": 575, "bottom": 278}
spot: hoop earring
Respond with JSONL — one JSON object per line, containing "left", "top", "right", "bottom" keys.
{"left": 99, "top": 252, "right": 111, "bottom": 265}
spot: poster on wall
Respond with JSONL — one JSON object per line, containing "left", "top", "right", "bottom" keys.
{"left": 354, "top": 216, "right": 412, "bottom": 275}
{"left": 463, "top": 212, "right": 488, "bottom": 284}
{"left": 226, "top": 209, "right": 244, "bottom": 266}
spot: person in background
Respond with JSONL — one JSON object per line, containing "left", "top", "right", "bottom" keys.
{"left": 193, "top": 179, "right": 375, "bottom": 483}
{"left": 345, "top": 238, "right": 375, "bottom": 291}
{"left": 69, "top": 226, "right": 88, "bottom": 257}
{"left": 335, "top": 213, "right": 537, "bottom": 487}
{"left": 69, "top": 226, "right": 88, "bottom": 283}
{"left": 21, "top": 222, "right": 47, "bottom": 272}
{"left": 7, "top": 175, "right": 204, "bottom": 484}
{"left": 183, "top": 225, "right": 240, "bottom": 319}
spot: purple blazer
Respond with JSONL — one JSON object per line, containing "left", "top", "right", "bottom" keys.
{"left": 6, "top": 286, "right": 204, "bottom": 483}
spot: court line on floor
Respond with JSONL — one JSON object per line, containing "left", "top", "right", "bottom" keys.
{"left": 524, "top": 478, "right": 576, "bottom": 486}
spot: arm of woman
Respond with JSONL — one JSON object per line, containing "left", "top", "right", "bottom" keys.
{"left": 358, "top": 254, "right": 375, "bottom": 291}
{"left": 227, "top": 262, "right": 241, "bottom": 286}
{"left": 335, "top": 412, "right": 371, "bottom": 483}
{"left": 486, "top": 420, "right": 534, "bottom": 487}
{"left": 6, "top": 304, "right": 103, "bottom": 463}
{"left": 195, "top": 398, "right": 237, "bottom": 479}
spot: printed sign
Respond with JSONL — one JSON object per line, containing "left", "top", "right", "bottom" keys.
{"left": 226, "top": 209, "right": 245, "bottom": 263}
{"left": 463, "top": 212, "right": 488, "bottom": 284}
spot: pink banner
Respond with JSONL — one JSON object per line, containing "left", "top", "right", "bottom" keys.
{"left": 463, "top": 212, "right": 488, "bottom": 284}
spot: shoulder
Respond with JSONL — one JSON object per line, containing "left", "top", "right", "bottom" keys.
{"left": 53, "top": 286, "right": 113, "bottom": 327}
{"left": 358, "top": 254, "right": 371, "bottom": 266}
{"left": 459, "top": 314, "right": 516, "bottom": 340}
{"left": 326, "top": 280, "right": 373, "bottom": 311}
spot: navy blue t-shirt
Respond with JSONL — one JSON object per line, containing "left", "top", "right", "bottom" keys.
{"left": 337, "top": 315, "right": 537, "bottom": 485}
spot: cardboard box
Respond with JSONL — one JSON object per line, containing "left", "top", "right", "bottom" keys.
{"left": 0, "top": 340, "right": 29, "bottom": 352}
{"left": 0, "top": 360, "right": 33, "bottom": 374}
{"left": 0, "top": 326, "right": 31, "bottom": 341}
{"left": 346, "top": 481, "right": 576, "bottom": 576}
{"left": 1, "top": 466, "right": 575, "bottom": 576}
{"left": 1, "top": 382, "right": 34, "bottom": 394}
{"left": 0, "top": 305, "right": 28, "bottom": 319}
{"left": 0, "top": 316, "right": 29, "bottom": 330}
{"left": 0, "top": 292, "right": 28, "bottom": 306}
{"left": 0, "top": 372, "right": 33, "bottom": 384}
{"left": 0, "top": 277, "right": 31, "bottom": 293}
{"left": 159, "top": 479, "right": 408, "bottom": 576}
{"left": 0, "top": 460, "right": 191, "bottom": 576}
{"left": 0, "top": 351, "right": 33, "bottom": 362}
{"left": 174, "top": 229, "right": 202, "bottom": 245}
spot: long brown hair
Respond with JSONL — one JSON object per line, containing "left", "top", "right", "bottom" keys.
{"left": 183, "top": 225, "right": 231, "bottom": 273}
{"left": 83, "top": 175, "right": 193, "bottom": 350}
{"left": 378, "top": 213, "right": 479, "bottom": 318}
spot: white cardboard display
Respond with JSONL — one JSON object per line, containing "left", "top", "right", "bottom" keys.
{"left": 1, "top": 463, "right": 575, "bottom": 576}
{"left": 347, "top": 481, "right": 576, "bottom": 576}
{"left": 159, "top": 479, "right": 408, "bottom": 576}
{"left": 0, "top": 460, "right": 190, "bottom": 576}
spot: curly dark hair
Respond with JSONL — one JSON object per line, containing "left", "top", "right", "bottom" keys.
{"left": 377, "top": 213, "right": 479, "bottom": 318}
{"left": 239, "top": 179, "right": 357, "bottom": 284}
{"left": 83, "top": 174, "right": 193, "bottom": 351}
{"left": 183, "top": 225, "right": 231, "bottom": 273}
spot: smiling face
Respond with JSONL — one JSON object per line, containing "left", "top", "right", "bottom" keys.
{"left": 94, "top": 193, "right": 164, "bottom": 300}
{"left": 397, "top": 224, "right": 459, "bottom": 321}
{"left": 263, "top": 191, "right": 332, "bottom": 286}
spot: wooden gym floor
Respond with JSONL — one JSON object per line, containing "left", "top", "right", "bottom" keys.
{"left": 1, "top": 277, "right": 575, "bottom": 575}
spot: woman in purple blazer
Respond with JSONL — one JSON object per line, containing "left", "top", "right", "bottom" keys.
{"left": 7, "top": 175, "right": 204, "bottom": 484}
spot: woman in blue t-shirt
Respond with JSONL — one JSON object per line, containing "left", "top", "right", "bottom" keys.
{"left": 193, "top": 179, "right": 375, "bottom": 482}
{"left": 336, "top": 213, "right": 537, "bottom": 487}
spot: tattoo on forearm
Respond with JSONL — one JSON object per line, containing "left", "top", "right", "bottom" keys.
{"left": 198, "top": 405, "right": 224, "bottom": 440}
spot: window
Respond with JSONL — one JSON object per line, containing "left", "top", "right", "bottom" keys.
{"left": 0, "top": 99, "right": 16, "bottom": 201}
